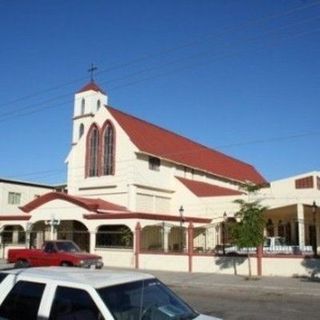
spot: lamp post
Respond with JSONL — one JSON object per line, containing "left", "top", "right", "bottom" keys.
{"left": 26, "top": 222, "right": 33, "bottom": 249}
{"left": 222, "top": 212, "right": 227, "bottom": 255}
{"left": 45, "top": 215, "right": 60, "bottom": 240}
{"left": 179, "top": 206, "right": 184, "bottom": 252}
{"left": 312, "top": 201, "right": 318, "bottom": 258}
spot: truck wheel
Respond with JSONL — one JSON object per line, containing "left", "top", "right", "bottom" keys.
{"left": 60, "top": 262, "right": 72, "bottom": 267}
{"left": 14, "top": 260, "right": 30, "bottom": 268}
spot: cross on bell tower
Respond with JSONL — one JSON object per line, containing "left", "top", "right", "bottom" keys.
{"left": 88, "top": 63, "right": 97, "bottom": 82}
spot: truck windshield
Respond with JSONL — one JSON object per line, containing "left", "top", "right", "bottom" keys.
{"left": 97, "top": 278, "right": 198, "bottom": 320}
{"left": 56, "top": 241, "right": 80, "bottom": 252}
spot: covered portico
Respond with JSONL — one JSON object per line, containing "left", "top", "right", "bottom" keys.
{"left": 264, "top": 202, "right": 320, "bottom": 252}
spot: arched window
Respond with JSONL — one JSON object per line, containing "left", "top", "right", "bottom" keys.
{"left": 79, "top": 123, "right": 84, "bottom": 139}
{"left": 102, "top": 121, "right": 115, "bottom": 175}
{"left": 97, "top": 100, "right": 101, "bottom": 111}
{"left": 81, "top": 98, "right": 85, "bottom": 115}
{"left": 96, "top": 225, "right": 133, "bottom": 248}
{"left": 86, "top": 125, "right": 99, "bottom": 177}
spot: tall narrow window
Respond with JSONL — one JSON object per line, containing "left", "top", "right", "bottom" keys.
{"left": 79, "top": 123, "right": 84, "bottom": 139}
{"left": 81, "top": 98, "right": 85, "bottom": 115}
{"left": 102, "top": 121, "right": 115, "bottom": 175}
{"left": 97, "top": 99, "right": 101, "bottom": 111}
{"left": 87, "top": 125, "right": 99, "bottom": 177}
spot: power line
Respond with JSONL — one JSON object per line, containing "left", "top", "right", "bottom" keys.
{"left": 0, "top": 0, "right": 319, "bottom": 111}
{"left": 1, "top": 12, "right": 318, "bottom": 124}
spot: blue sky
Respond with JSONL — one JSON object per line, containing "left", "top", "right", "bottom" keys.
{"left": 0, "top": 0, "right": 319, "bottom": 185}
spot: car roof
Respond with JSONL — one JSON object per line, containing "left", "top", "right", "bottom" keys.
{"left": 0, "top": 267, "right": 154, "bottom": 288}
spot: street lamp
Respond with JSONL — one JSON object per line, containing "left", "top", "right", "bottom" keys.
{"left": 26, "top": 222, "right": 33, "bottom": 249}
{"left": 222, "top": 212, "right": 227, "bottom": 255}
{"left": 179, "top": 206, "right": 184, "bottom": 252}
{"left": 45, "top": 215, "right": 60, "bottom": 240}
{"left": 312, "top": 201, "right": 318, "bottom": 258}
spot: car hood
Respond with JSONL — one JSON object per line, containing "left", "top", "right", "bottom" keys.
{"left": 195, "top": 314, "right": 222, "bottom": 320}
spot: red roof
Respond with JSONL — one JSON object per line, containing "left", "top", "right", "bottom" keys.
{"left": 20, "top": 192, "right": 128, "bottom": 213}
{"left": 77, "top": 81, "right": 106, "bottom": 94}
{"left": 176, "top": 177, "right": 243, "bottom": 197}
{"left": 108, "top": 106, "right": 267, "bottom": 184}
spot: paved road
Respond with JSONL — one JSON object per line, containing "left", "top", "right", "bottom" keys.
{"left": 146, "top": 270, "right": 320, "bottom": 319}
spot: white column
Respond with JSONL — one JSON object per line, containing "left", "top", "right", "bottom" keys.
{"left": 297, "top": 203, "right": 305, "bottom": 247}
{"left": 89, "top": 231, "right": 96, "bottom": 253}
{"left": 12, "top": 229, "right": 19, "bottom": 244}
{"left": 163, "top": 225, "right": 171, "bottom": 253}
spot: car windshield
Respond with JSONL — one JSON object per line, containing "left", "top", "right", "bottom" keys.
{"left": 56, "top": 241, "right": 81, "bottom": 252}
{"left": 97, "top": 278, "right": 198, "bottom": 320}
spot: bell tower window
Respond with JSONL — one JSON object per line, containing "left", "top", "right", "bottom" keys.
{"left": 81, "top": 98, "right": 85, "bottom": 115}
{"left": 97, "top": 100, "right": 101, "bottom": 111}
{"left": 79, "top": 123, "right": 84, "bottom": 139}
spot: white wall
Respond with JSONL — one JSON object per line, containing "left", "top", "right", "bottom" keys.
{"left": 0, "top": 182, "right": 53, "bottom": 215}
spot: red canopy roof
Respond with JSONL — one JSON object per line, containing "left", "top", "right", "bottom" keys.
{"left": 20, "top": 192, "right": 128, "bottom": 213}
{"left": 108, "top": 106, "right": 267, "bottom": 184}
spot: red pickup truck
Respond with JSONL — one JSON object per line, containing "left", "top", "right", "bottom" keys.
{"left": 7, "top": 240, "right": 103, "bottom": 269}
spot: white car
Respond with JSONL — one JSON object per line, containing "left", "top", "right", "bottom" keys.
{"left": 0, "top": 267, "right": 222, "bottom": 320}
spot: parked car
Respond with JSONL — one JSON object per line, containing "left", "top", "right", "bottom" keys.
{"left": 0, "top": 267, "right": 222, "bottom": 320}
{"left": 7, "top": 240, "right": 103, "bottom": 269}
{"left": 223, "top": 236, "right": 313, "bottom": 255}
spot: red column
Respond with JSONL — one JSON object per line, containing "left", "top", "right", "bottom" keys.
{"left": 135, "top": 222, "right": 141, "bottom": 269}
{"left": 188, "top": 222, "right": 194, "bottom": 272}
{"left": 257, "top": 244, "right": 263, "bottom": 276}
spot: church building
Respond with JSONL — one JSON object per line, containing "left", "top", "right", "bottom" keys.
{"left": 0, "top": 80, "right": 268, "bottom": 270}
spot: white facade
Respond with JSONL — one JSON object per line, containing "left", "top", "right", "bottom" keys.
{"left": 0, "top": 179, "right": 55, "bottom": 215}
{"left": 66, "top": 84, "right": 246, "bottom": 220}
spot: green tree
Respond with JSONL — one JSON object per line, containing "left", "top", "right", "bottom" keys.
{"left": 231, "top": 183, "right": 267, "bottom": 278}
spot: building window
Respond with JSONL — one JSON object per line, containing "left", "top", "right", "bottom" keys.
{"left": 149, "top": 157, "right": 160, "bottom": 171}
{"left": 102, "top": 121, "right": 115, "bottom": 175}
{"left": 8, "top": 192, "right": 21, "bottom": 205}
{"left": 86, "top": 125, "right": 99, "bottom": 177}
{"left": 79, "top": 123, "right": 84, "bottom": 139}
{"left": 97, "top": 100, "right": 101, "bottom": 111}
{"left": 81, "top": 98, "right": 85, "bottom": 115}
{"left": 295, "top": 176, "right": 313, "bottom": 189}
{"left": 96, "top": 225, "right": 133, "bottom": 249}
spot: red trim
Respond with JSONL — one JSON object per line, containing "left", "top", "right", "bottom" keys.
{"left": 188, "top": 222, "right": 194, "bottom": 272}
{"left": 83, "top": 212, "right": 211, "bottom": 223}
{"left": 0, "top": 215, "right": 30, "bottom": 221}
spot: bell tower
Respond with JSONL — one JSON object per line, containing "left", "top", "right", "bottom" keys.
{"left": 72, "top": 80, "right": 108, "bottom": 145}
